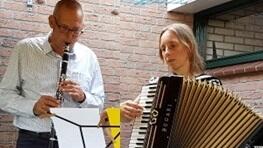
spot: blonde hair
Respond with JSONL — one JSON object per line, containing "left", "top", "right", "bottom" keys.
{"left": 159, "top": 23, "right": 205, "bottom": 75}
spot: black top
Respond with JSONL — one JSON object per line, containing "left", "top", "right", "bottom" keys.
{"left": 195, "top": 73, "right": 222, "bottom": 86}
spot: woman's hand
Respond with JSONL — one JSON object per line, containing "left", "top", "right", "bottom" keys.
{"left": 121, "top": 97, "right": 143, "bottom": 122}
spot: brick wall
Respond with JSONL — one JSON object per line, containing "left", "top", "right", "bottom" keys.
{"left": 206, "top": 61, "right": 263, "bottom": 113}
{"left": 0, "top": 0, "right": 192, "bottom": 147}
{"left": 206, "top": 13, "right": 263, "bottom": 60}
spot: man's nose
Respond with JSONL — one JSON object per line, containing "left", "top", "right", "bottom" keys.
{"left": 66, "top": 31, "right": 74, "bottom": 38}
{"left": 65, "top": 32, "right": 77, "bottom": 44}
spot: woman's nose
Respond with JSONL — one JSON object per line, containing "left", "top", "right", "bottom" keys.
{"left": 164, "top": 48, "right": 170, "bottom": 56}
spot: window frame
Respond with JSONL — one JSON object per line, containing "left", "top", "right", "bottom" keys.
{"left": 193, "top": 0, "right": 263, "bottom": 69}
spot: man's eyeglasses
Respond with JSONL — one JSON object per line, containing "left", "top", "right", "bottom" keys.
{"left": 54, "top": 17, "right": 84, "bottom": 36}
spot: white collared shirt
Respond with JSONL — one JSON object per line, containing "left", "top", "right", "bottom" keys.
{"left": 0, "top": 33, "right": 105, "bottom": 132}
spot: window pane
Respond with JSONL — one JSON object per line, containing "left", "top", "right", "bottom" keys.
{"left": 206, "top": 1, "right": 263, "bottom": 60}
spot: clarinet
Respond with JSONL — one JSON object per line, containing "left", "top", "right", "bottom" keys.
{"left": 49, "top": 44, "right": 70, "bottom": 148}
{"left": 56, "top": 44, "right": 70, "bottom": 103}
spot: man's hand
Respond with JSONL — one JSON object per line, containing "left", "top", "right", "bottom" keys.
{"left": 33, "top": 95, "right": 60, "bottom": 118}
{"left": 59, "top": 80, "right": 85, "bottom": 103}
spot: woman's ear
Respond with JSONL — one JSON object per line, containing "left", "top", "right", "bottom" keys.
{"left": 48, "top": 15, "right": 55, "bottom": 29}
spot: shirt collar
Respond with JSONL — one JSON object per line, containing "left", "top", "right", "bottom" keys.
{"left": 42, "top": 32, "right": 53, "bottom": 55}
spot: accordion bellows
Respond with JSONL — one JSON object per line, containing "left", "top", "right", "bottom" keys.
{"left": 129, "top": 76, "right": 263, "bottom": 148}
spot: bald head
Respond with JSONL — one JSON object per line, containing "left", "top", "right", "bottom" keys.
{"left": 53, "top": 0, "right": 83, "bottom": 19}
{"left": 48, "top": 0, "right": 85, "bottom": 51}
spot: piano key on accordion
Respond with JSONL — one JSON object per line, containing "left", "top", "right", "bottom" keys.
{"left": 129, "top": 77, "right": 158, "bottom": 148}
{"left": 128, "top": 76, "right": 263, "bottom": 148}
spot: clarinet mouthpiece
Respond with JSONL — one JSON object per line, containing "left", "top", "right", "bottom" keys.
{"left": 64, "top": 43, "right": 70, "bottom": 52}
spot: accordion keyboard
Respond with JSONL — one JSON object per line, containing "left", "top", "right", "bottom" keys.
{"left": 128, "top": 78, "right": 158, "bottom": 148}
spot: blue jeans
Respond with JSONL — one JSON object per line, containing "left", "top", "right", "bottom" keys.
{"left": 16, "top": 129, "right": 58, "bottom": 148}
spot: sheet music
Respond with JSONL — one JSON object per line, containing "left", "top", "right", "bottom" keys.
{"left": 50, "top": 108, "right": 106, "bottom": 148}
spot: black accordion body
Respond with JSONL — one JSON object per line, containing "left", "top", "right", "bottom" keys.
{"left": 129, "top": 76, "right": 263, "bottom": 148}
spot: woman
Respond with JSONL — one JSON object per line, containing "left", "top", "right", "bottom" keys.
{"left": 159, "top": 23, "right": 221, "bottom": 83}
{"left": 120, "top": 22, "right": 221, "bottom": 122}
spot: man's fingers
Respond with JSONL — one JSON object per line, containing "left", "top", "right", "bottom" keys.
{"left": 36, "top": 107, "right": 49, "bottom": 118}
{"left": 34, "top": 95, "right": 60, "bottom": 117}
{"left": 41, "top": 96, "right": 59, "bottom": 104}
{"left": 61, "top": 80, "right": 77, "bottom": 86}
{"left": 43, "top": 100, "right": 60, "bottom": 107}
{"left": 62, "top": 88, "right": 78, "bottom": 93}
{"left": 38, "top": 113, "right": 52, "bottom": 118}
{"left": 42, "top": 98, "right": 60, "bottom": 108}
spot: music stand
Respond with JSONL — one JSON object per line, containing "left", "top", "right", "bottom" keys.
{"left": 50, "top": 108, "right": 117, "bottom": 148}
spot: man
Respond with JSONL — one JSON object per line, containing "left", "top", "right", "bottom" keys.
{"left": 0, "top": 0, "right": 105, "bottom": 147}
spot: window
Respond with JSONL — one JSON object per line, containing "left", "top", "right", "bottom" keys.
{"left": 194, "top": 0, "right": 263, "bottom": 68}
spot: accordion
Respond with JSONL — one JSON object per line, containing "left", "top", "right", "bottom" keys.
{"left": 129, "top": 76, "right": 263, "bottom": 148}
